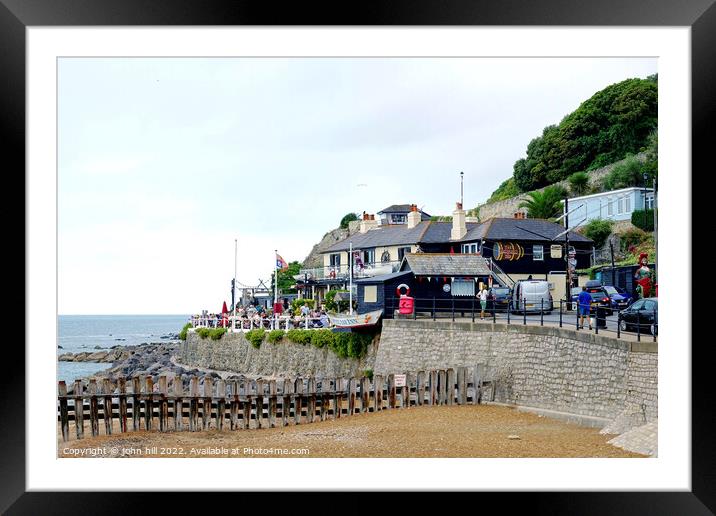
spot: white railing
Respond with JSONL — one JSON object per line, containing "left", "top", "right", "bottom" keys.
{"left": 190, "top": 315, "right": 330, "bottom": 332}
{"left": 298, "top": 260, "right": 402, "bottom": 282}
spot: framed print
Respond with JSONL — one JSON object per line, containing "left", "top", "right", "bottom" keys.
{"left": 4, "top": 0, "right": 713, "bottom": 512}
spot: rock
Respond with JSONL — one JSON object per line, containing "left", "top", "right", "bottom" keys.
{"left": 507, "top": 435, "right": 521, "bottom": 440}
{"left": 87, "top": 351, "right": 108, "bottom": 362}
{"left": 94, "top": 345, "right": 102, "bottom": 349}
{"left": 58, "top": 353, "right": 74, "bottom": 362}
{"left": 58, "top": 345, "right": 63, "bottom": 349}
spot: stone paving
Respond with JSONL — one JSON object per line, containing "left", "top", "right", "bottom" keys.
{"left": 606, "top": 420, "right": 658, "bottom": 457}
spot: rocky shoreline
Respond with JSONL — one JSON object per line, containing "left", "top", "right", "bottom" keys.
{"left": 59, "top": 341, "right": 265, "bottom": 394}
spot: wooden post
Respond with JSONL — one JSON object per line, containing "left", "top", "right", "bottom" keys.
{"left": 473, "top": 364, "right": 485, "bottom": 404}
{"left": 189, "top": 376, "right": 199, "bottom": 432}
{"left": 58, "top": 382, "right": 69, "bottom": 442}
{"left": 158, "top": 376, "right": 168, "bottom": 432}
{"left": 401, "top": 373, "right": 409, "bottom": 408}
{"left": 283, "top": 379, "right": 291, "bottom": 427}
{"left": 294, "top": 378, "right": 303, "bottom": 425}
{"left": 308, "top": 377, "right": 317, "bottom": 424}
{"left": 428, "top": 371, "right": 437, "bottom": 406}
{"left": 88, "top": 378, "right": 99, "bottom": 437}
{"left": 242, "top": 379, "right": 251, "bottom": 430}
{"left": 374, "top": 375, "right": 383, "bottom": 412}
{"left": 118, "top": 377, "right": 128, "bottom": 433}
{"left": 347, "top": 378, "right": 356, "bottom": 416}
{"left": 416, "top": 371, "right": 425, "bottom": 406}
{"left": 333, "top": 378, "right": 341, "bottom": 419}
{"left": 319, "top": 380, "right": 328, "bottom": 422}
{"left": 73, "top": 380, "right": 84, "bottom": 439}
{"left": 360, "top": 377, "right": 369, "bottom": 414}
{"left": 202, "top": 377, "right": 213, "bottom": 430}
{"left": 102, "top": 378, "right": 113, "bottom": 435}
{"left": 255, "top": 379, "right": 264, "bottom": 429}
{"left": 229, "top": 381, "right": 238, "bottom": 430}
{"left": 388, "top": 374, "right": 397, "bottom": 409}
{"left": 173, "top": 376, "right": 183, "bottom": 432}
{"left": 457, "top": 367, "right": 467, "bottom": 405}
{"left": 438, "top": 370, "right": 446, "bottom": 405}
{"left": 446, "top": 369, "right": 455, "bottom": 406}
{"left": 268, "top": 380, "right": 277, "bottom": 428}
{"left": 217, "top": 379, "right": 226, "bottom": 431}
{"left": 131, "top": 377, "right": 141, "bottom": 431}
{"left": 144, "top": 376, "right": 153, "bottom": 431}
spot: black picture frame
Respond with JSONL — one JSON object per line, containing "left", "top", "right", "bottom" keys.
{"left": 3, "top": 0, "right": 711, "bottom": 513}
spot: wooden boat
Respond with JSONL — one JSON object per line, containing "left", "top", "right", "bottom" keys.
{"left": 328, "top": 309, "right": 383, "bottom": 328}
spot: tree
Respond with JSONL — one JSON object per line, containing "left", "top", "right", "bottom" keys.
{"left": 340, "top": 212, "right": 359, "bottom": 229}
{"left": 508, "top": 77, "right": 657, "bottom": 193}
{"left": 583, "top": 219, "right": 614, "bottom": 248}
{"left": 603, "top": 154, "right": 645, "bottom": 190}
{"left": 568, "top": 172, "right": 590, "bottom": 196}
{"left": 518, "top": 185, "right": 567, "bottom": 220}
{"left": 271, "top": 260, "right": 301, "bottom": 295}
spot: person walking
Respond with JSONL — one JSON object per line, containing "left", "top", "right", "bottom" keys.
{"left": 478, "top": 286, "right": 489, "bottom": 320}
{"left": 577, "top": 286, "right": 593, "bottom": 330}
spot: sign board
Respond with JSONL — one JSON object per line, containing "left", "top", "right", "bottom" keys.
{"left": 550, "top": 245, "right": 563, "bottom": 259}
{"left": 394, "top": 374, "right": 407, "bottom": 388}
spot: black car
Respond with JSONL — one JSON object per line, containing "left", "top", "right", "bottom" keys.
{"left": 489, "top": 286, "right": 511, "bottom": 312}
{"left": 570, "top": 286, "right": 613, "bottom": 315}
{"left": 618, "top": 297, "right": 658, "bottom": 335}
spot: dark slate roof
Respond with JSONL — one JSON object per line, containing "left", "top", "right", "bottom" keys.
{"left": 467, "top": 218, "right": 592, "bottom": 243}
{"left": 400, "top": 254, "right": 493, "bottom": 276}
{"left": 378, "top": 204, "right": 431, "bottom": 218}
{"left": 353, "top": 270, "right": 413, "bottom": 284}
{"left": 420, "top": 221, "right": 480, "bottom": 243}
{"left": 323, "top": 222, "right": 431, "bottom": 252}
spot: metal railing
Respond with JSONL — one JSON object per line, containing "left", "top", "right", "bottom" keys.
{"left": 385, "top": 296, "right": 657, "bottom": 342}
{"left": 298, "top": 260, "right": 403, "bottom": 282}
{"left": 191, "top": 315, "right": 330, "bottom": 332}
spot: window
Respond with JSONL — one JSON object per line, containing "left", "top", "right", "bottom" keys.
{"left": 329, "top": 253, "right": 341, "bottom": 267}
{"left": 607, "top": 197, "right": 613, "bottom": 216}
{"left": 391, "top": 214, "right": 407, "bottom": 224}
{"left": 364, "top": 285, "right": 377, "bottom": 303}
{"left": 645, "top": 194, "right": 655, "bottom": 210}
{"left": 398, "top": 247, "right": 412, "bottom": 260}
{"left": 533, "top": 245, "right": 544, "bottom": 261}
{"left": 451, "top": 279, "right": 475, "bottom": 297}
{"left": 625, "top": 196, "right": 631, "bottom": 213}
{"left": 617, "top": 198, "right": 623, "bottom": 214}
{"left": 461, "top": 243, "right": 478, "bottom": 254}
{"left": 363, "top": 249, "right": 375, "bottom": 265}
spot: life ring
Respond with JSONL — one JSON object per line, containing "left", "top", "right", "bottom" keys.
{"left": 396, "top": 283, "right": 410, "bottom": 296}
{"left": 329, "top": 269, "right": 336, "bottom": 279}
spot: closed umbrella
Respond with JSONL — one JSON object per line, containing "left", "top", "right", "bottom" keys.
{"left": 221, "top": 301, "right": 229, "bottom": 327}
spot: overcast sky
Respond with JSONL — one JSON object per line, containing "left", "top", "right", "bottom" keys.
{"left": 58, "top": 57, "right": 657, "bottom": 314}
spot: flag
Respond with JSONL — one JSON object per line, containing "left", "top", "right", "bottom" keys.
{"left": 276, "top": 253, "right": 289, "bottom": 271}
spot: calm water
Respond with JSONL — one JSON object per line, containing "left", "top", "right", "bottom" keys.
{"left": 57, "top": 314, "right": 190, "bottom": 383}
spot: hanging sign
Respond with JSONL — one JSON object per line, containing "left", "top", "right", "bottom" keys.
{"left": 550, "top": 245, "right": 563, "bottom": 258}
{"left": 494, "top": 242, "right": 524, "bottom": 261}
{"left": 394, "top": 374, "right": 406, "bottom": 388}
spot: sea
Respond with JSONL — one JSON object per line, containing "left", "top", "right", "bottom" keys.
{"left": 57, "top": 314, "right": 190, "bottom": 384}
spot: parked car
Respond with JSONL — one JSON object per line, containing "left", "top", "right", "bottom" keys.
{"left": 618, "top": 297, "right": 657, "bottom": 335}
{"left": 511, "top": 280, "right": 553, "bottom": 313}
{"left": 570, "top": 285, "right": 613, "bottom": 315}
{"left": 489, "top": 286, "right": 511, "bottom": 313}
{"left": 603, "top": 285, "right": 633, "bottom": 310}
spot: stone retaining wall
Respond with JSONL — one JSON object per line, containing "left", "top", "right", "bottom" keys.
{"left": 375, "top": 320, "right": 657, "bottom": 425}
{"left": 181, "top": 331, "right": 377, "bottom": 378}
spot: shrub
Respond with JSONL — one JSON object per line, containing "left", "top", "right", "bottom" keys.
{"left": 583, "top": 219, "right": 614, "bottom": 248}
{"left": 290, "top": 298, "right": 315, "bottom": 314}
{"left": 363, "top": 369, "right": 374, "bottom": 381}
{"left": 196, "top": 328, "right": 211, "bottom": 339}
{"left": 245, "top": 329, "right": 265, "bottom": 349}
{"left": 179, "top": 322, "right": 192, "bottom": 341}
{"left": 310, "top": 329, "right": 334, "bottom": 349}
{"left": 631, "top": 209, "right": 654, "bottom": 232}
{"left": 603, "top": 155, "right": 645, "bottom": 190}
{"left": 209, "top": 328, "right": 227, "bottom": 340}
{"left": 620, "top": 227, "right": 649, "bottom": 252}
{"left": 325, "top": 290, "right": 349, "bottom": 312}
{"left": 340, "top": 212, "right": 359, "bottom": 229}
{"left": 286, "top": 329, "right": 312, "bottom": 345}
{"left": 568, "top": 172, "right": 590, "bottom": 196}
{"left": 267, "top": 330, "right": 284, "bottom": 343}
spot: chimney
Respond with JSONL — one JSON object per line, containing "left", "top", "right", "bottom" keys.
{"left": 514, "top": 211, "right": 526, "bottom": 219}
{"left": 407, "top": 204, "right": 421, "bottom": 229}
{"left": 451, "top": 202, "right": 467, "bottom": 240}
{"left": 360, "top": 213, "right": 379, "bottom": 233}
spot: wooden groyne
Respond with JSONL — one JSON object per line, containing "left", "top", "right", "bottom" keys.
{"left": 58, "top": 366, "right": 489, "bottom": 442}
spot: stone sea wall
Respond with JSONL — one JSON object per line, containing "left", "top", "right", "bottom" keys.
{"left": 180, "top": 330, "right": 377, "bottom": 379}
{"left": 375, "top": 319, "right": 657, "bottom": 426}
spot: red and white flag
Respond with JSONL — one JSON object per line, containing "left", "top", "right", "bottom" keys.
{"left": 276, "top": 253, "right": 289, "bottom": 271}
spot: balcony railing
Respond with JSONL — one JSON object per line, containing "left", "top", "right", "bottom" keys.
{"left": 298, "top": 260, "right": 403, "bottom": 282}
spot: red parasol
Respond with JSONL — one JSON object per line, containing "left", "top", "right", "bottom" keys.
{"left": 222, "top": 301, "right": 228, "bottom": 314}
{"left": 450, "top": 246, "right": 455, "bottom": 255}
{"left": 221, "top": 301, "right": 229, "bottom": 327}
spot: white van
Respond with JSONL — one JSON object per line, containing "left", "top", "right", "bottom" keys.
{"left": 511, "top": 280, "right": 553, "bottom": 313}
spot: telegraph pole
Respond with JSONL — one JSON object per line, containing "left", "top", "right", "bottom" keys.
{"left": 564, "top": 196, "right": 571, "bottom": 309}
{"left": 653, "top": 177, "right": 658, "bottom": 285}
{"left": 460, "top": 171, "right": 464, "bottom": 207}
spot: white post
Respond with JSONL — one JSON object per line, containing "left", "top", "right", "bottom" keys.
{"left": 232, "top": 238, "right": 237, "bottom": 333}
{"left": 274, "top": 249, "right": 278, "bottom": 331}
{"left": 349, "top": 242, "right": 353, "bottom": 315}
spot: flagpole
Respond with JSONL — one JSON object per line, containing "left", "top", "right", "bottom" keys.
{"left": 274, "top": 249, "right": 278, "bottom": 330}
{"left": 232, "top": 238, "right": 237, "bottom": 333}
{"left": 349, "top": 241, "right": 353, "bottom": 315}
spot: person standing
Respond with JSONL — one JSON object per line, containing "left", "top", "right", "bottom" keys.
{"left": 577, "top": 286, "right": 593, "bottom": 330}
{"left": 478, "top": 287, "right": 489, "bottom": 320}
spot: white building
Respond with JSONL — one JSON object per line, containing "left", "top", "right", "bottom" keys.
{"left": 561, "top": 186, "right": 656, "bottom": 230}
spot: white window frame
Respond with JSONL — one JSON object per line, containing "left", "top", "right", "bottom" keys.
{"left": 617, "top": 197, "right": 623, "bottom": 214}
{"left": 625, "top": 196, "right": 631, "bottom": 213}
{"left": 645, "top": 194, "right": 654, "bottom": 210}
{"left": 533, "top": 245, "right": 544, "bottom": 261}
{"left": 607, "top": 197, "right": 613, "bottom": 216}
